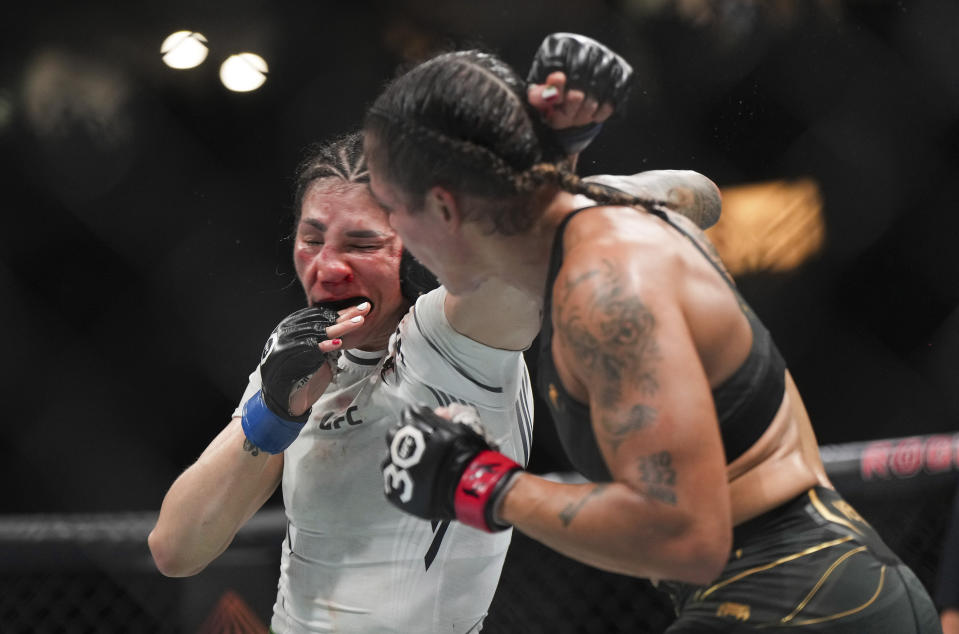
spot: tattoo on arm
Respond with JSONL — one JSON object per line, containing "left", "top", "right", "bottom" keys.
{"left": 558, "top": 259, "right": 660, "bottom": 404}
{"left": 559, "top": 484, "right": 609, "bottom": 527}
{"left": 638, "top": 451, "right": 677, "bottom": 505}
{"left": 601, "top": 404, "right": 658, "bottom": 453}
{"left": 243, "top": 438, "right": 261, "bottom": 457}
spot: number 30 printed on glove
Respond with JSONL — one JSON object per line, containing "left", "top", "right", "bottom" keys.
{"left": 382, "top": 405, "right": 521, "bottom": 533}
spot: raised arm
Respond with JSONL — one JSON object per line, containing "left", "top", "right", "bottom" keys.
{"left": 526, "top": 33, "right": 633, "bottom": 169}
{"left": 149, "top": 304, "right": 360, "bottom": 576}
{"left": 525, "top": 37, "right": 722, "bottom": 231}
{"left": 584, "top": 170, "right": 722, "bottom": 230}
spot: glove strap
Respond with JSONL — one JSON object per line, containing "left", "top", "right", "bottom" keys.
{"left": 553, "top": 122, "right": 604, "bottom": 155}
{"left": 241, "top": 390, "right": 308, "bottom": 454}
{"left": 454, "top": 450, "right": 522, "bottom": 533}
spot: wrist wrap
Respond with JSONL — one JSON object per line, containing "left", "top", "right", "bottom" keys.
{"left": 454, "top": 450, "right": 522, "bottom": 533}
{"left": 553, "top": 122, "right": 604, "bottom": 155}
{"left": 241, "top": 389, "right": 307, "bottom": 454}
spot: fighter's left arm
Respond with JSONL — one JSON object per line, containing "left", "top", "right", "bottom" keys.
{"left": 500, "top": 243, "right": 733, "bottom": 583}
{"left": 526, "top": 33, "right": 632, "bottom": 168}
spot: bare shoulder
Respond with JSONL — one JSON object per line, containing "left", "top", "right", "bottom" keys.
{"left": 560, "top": 207, "right": 683, "bottom": 286}
{"left": 551, "top": 215, "right": 681, "bottom": 353}
{"left": 571, "top": 203, "right": 734, "bottom": 290}
{"left": 549, "top": 225, "right": 687, "bottom": 426}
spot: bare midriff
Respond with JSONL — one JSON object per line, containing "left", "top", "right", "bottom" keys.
{"left": 726, "top": 371, "right": 830, "bottom": 526}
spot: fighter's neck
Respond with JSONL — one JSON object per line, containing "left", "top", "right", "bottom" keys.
{"left": 490, "top": 191, "right": 580, "bottom": 297}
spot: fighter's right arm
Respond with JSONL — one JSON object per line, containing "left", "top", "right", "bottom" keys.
{"left": 148, "top": 418, "right": 283, "bottom": 577}
{"left": 149, "top": 304, "right": 354, "bottom": 577}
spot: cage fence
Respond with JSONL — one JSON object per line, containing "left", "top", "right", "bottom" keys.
{"left": 1, "top": 435, "right": 956, "bottom": 633}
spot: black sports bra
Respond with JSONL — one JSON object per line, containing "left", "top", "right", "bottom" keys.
{"left": 537, "top": 205, "right": 786, "bottom": 481}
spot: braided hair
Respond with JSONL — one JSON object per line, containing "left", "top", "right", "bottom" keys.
{"left": 292, "top": 131, "right": 369, "bottom": 225}
{"left": 364, "top": 50, "right": 665, "bottom": 235}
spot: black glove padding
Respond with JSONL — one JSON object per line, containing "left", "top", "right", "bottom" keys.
{"left": 382, "top": 405, "right": 491, "bottom": 520}
{"left": 259, "top": 299, "right": 356, "bottom": 421}
{"left": 383, "top": 405, "right": 521, "bottom": 532}
{"left": 527, "top": 32, "right": 634, "bottom": 112}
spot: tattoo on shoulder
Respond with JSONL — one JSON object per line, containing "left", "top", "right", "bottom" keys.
{"left": 558, "top": 259, "right": 660, "bottom": 403}
{"left": 561, "top": 269, "right": 602, "bottom": 302}
{"left": 243, "top": 438, "right": 261, "bottom": 457}
{"left": 559, "top": 484, "right": 608, "bottom": 527}
{"left": 667, "top": 181, "right": 721, "bottom": 230}
{"left": 601, "top": 404, "right": 658, "bottom": 454}
{"left": 638, "top": 451, "right": 677, "bottom": 505}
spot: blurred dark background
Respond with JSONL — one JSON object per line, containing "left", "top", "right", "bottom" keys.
{"left": 1, "top": 0, "right": 958, "bottom": 630}
{"left": 5, "top": 0, "right": 957, "bottom": 516}
{"left": 2, "top": 0, "right": 958, "bottom": 509}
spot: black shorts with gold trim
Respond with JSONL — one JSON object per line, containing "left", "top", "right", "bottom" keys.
{"left": 661, "top": 486, "right": 941, "bottom": 632}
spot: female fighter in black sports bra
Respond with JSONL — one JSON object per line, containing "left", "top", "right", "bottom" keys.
{"left": 369, "top": 37, "right": 941, "bottom": 632}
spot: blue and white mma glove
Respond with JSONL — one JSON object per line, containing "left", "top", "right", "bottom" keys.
{"left": 241, "top": 302, "right": 347, "bottom": 454}
{"left": 382, "top": 404, "right": 521, "bottom": 533}
{"left": 527, "top": 32, "right": 635, "bottom": 155}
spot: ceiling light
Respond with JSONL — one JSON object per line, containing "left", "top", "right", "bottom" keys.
{"left": 219, "top": 53, "right": 268, "bottom": 92}
{"left": 161, "top": 31, "right": 209, "bottom": 70}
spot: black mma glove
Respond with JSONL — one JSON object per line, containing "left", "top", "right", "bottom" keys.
{"left": 241, "top": 300, "right": 355, "bottom": 453}
{"left": 527, "top": 32, "right": 634, "bottom": 155}
{"left": 382, "top": 405, "right": 521, "bottom": 533}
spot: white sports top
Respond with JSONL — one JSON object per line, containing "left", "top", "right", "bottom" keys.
{"left": 234, "top": 288, "right": 534, "bottom": 634}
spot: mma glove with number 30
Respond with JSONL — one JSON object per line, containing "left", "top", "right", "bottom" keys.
{"left": 241, "top": 303, "right": 344, "bottom": 454}
{"left": 382, "top": 405, "right": 521, "bottom": 533}
{"left": 528, "top": 32, "right": 634, "bottom": 155}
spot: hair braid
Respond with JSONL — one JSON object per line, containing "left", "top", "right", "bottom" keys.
{"left": 293, "top": 132, "right": 369, "bottom": 224}
{"left": 364, "top": 49, "right": 571, "bottom": 234}
{"left": 367, "top": 107, "right": 522, "bottom": 193}
{"left": 522, "top": 163, "right": 671, "bottom": 215}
